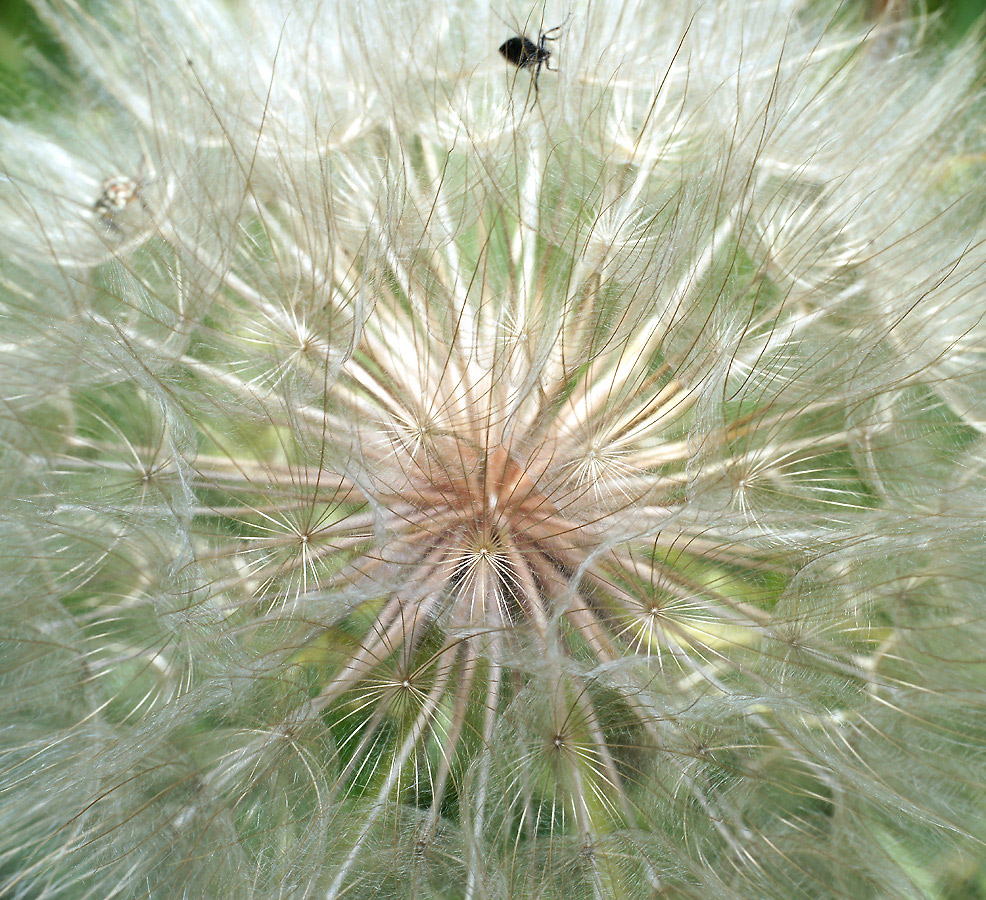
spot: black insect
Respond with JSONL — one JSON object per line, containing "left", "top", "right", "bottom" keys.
{"left": 498, "top": 21, "right": 564, "bottom": 98}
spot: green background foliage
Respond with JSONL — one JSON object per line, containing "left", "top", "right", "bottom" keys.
{"left": 0, "top": 0, "right": 50, "bottom": 78}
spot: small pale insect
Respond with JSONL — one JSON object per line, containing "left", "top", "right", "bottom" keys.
{"left": 93, "top": 173, "right": 148, "bottom": 236}
{"left": 498, "top": 21, "right": 564, "bottom": 97}
{"left": 94, "top": 175, "right": 139, "bottom": 217}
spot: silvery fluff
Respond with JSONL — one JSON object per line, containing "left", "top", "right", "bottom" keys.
{"left": 1, "top": 1, "right": 985, "bottom": 898}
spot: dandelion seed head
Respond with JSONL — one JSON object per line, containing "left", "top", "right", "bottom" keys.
{"left": 3, "top": 1, "right": 986, "bottom": 898}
